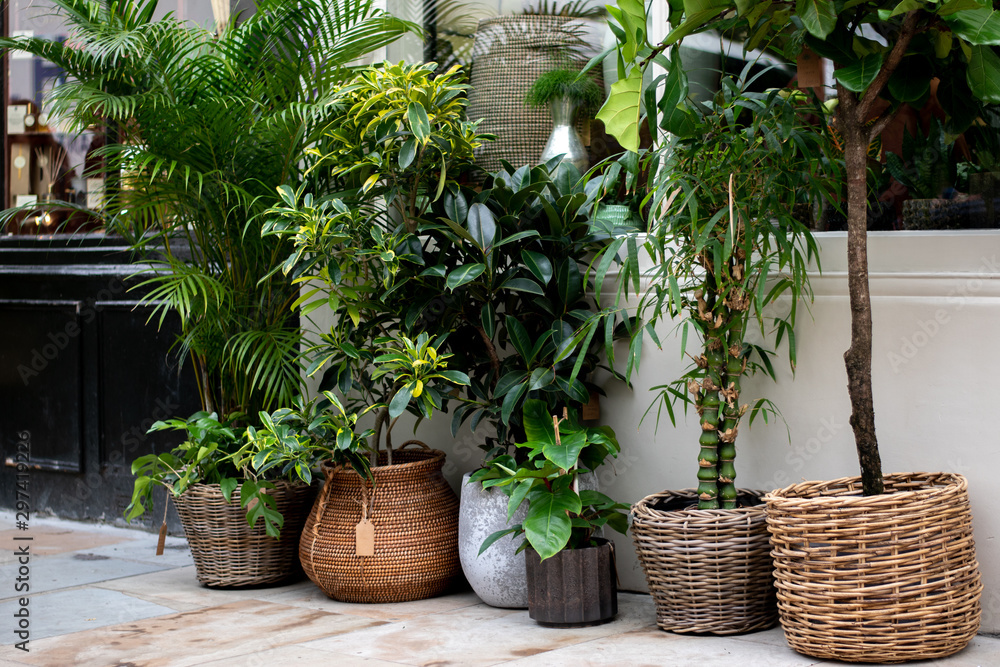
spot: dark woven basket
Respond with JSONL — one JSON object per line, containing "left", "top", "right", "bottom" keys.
{"left": 172, "top": 480, "right": 314, "bottom": 588}
{"left": 299, "top": 442, "right": 461, "bottom": 603}
{"left": 467, "top": 15, "right": 595, "bottom": 176}
{"left": 765, "top": 472, "right": 982, "bottom": 663}
{"left": 631, "top": 488, "right": 777, "bottom": 635}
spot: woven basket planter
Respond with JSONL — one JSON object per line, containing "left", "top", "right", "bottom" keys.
{"left": 765, "top": 472, "right": 982, "bottom": 663}
{"left": 632, "top": 489, "right": 777, "bottom": 635}
{"left": 299, "top": 443, "right": 461, "bottom": 603}
{"left": 172, "top": 480, "right": 314, "bottom": 588}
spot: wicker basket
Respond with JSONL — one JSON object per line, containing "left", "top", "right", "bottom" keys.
{"left": 172, "top": 480, "right": 314, "bottom": 588}
{"left": 631, "top": 489, "right": 777, "bottom": 635}
{"left": 765, "top": 472, "right": 982, "bottom": 663}
{"left": 299, "top": 442, "right": 461, "bottom": 603}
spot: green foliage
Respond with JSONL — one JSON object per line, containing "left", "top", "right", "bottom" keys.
{"left": 0, "top": 0, "right": 421, "bottom": 420}
{"left": 125, "top": 412, "right": 293, "bottom": 538}
{"left": 525, "top": 68, "right": 603, "bottom": 110}
{"left": 373, "top": 333, "right": 471, "bottom": 420}
{"left": 522, "top": 0, "right": 607, "bottom": 18}
{"left": 473, "top": 400, "right": 629, "bottom": 561}
{"left": 313, "top": 61, "right": 487, "bottom": 232}
{"left": 886, "top": 119, "right": 958, "bottom": 199}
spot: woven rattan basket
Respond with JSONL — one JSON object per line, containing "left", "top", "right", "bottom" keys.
{"left": 299, "top": 442, "right": 460, "bottom": 603}
{"left": 765, "top": 472, "right": 982, "bottom": 663}
{"left": 172, "top": 480, "right": 314, "bottom": 588}
{"left": 632, "top": 489, "right": 777, "bottom": 635}
{"left": 467, "top": 15, "right": 595, "bottom": 176}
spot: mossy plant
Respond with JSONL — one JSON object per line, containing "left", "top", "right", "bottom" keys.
{"left": 525, "top": 68, "right": 602, "bottom": 111}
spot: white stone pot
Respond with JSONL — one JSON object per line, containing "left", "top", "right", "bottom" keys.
{"left": 458, "top": 471, "right": 599, "bottom": 609}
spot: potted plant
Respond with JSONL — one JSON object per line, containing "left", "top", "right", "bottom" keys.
{"left": 525, "top": 67, "right": 603, "bottom": 171}
{"left": 414, "top": 160, "right": 630, "bottom": 608}
{"left": 474, "top": 399, "right": 629, "bottom": 627}
{"left": 600, "top": 0, "right": 993, "bottom": 660}
{"left": 125, "top": 412, "right": 316, "bottom": 587}
{"left": 598, "top": 62, "right": 840, "bottom": 634}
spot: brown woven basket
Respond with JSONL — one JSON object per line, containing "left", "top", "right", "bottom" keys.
{"left": 631, "top": 489, "right": 777, "bottom": 635}
{"left": 172, "top": 480, "right": 314, "bottom": 588}
{"left": 299, "top": 442, "right": 460, "bottom": 603}
{"left": 765, "top": 472, "right": 982, "bottom": 663}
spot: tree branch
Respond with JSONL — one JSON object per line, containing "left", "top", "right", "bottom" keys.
{"left": 858, "top": 10, "right": 921, "bottom": 121}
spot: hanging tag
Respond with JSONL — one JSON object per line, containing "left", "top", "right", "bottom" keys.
{"left": 581, "top": 118, "right": 591, "bottom": 146}
{"left": 796, "top": 47, "right": 824, "bottom": 89}
{"left": 156, "top": 523, "right": 167, "bottom": 556}
{"left": 355, "top": 519, "right": 375, "bottom": 556}
{"left": 582, "top": 391, "right": 601, "bottom": 421}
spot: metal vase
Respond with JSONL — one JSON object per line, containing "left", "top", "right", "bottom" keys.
{"left": 539, "top": 96, "right": 588, "bottom": 172}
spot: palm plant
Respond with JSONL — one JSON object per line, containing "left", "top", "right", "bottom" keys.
{"left": 0, "top": 0, "right": 419, "bottom": 421}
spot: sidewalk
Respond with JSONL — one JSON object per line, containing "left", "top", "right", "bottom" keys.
{"left": 1, "top": 511, "right": 997, "bottom": 667}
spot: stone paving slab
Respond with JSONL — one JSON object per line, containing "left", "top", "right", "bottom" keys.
{"left": 0, "top": 599, "right": 386, "bottom": 667}
{"left": 301, "top": 593, "right": 656, "bottom": 666}
{"left": 0, "top": 551, "right": 171, "bottom": 601}
{"left": 0, "top": 587, "right": 178, "bottom": 644}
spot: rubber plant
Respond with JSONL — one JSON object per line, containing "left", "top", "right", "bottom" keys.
{"left": 598, "top": 0, "right": 1000, "bottom": 496}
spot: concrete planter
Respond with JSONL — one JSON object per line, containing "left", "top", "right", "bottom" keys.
{"left": 458, "top": 471, "right": 529, "bottom": 608}
{"left": 459, "top": 471, "right": 600, "bottom": 609}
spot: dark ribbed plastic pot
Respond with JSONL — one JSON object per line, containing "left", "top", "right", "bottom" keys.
{"left": 524, "top": 539, "right": 617, "bottom": 627}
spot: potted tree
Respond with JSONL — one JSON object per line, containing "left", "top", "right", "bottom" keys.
{"left": 597, "top": 61, "right": 840, "bottom": 634}
{"left": 475, "top": 399, "right": 629, "bottom": 627}
{"left": 600, "top": 0, "right": 994, "bottom": 660}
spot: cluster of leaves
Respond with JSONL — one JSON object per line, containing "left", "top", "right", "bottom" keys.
{"left": 125, "top": 412, "right": 290, "bottom": 538}
{"left": 524, "top": 68, "right": 603, "bottom": 110}
{"left": 313, "top": 60, "right": 487, "bottom": 232}
{"left": 473, "top": 400, "right": 629, "bottom": 560}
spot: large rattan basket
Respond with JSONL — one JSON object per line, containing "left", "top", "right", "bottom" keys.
{"left": 764, "top": 472, "right": 982, "bottom": 663}
{"left": 631, "top": 489, "right": 777, "bottom": 635}
{"left": 299, "top": 442, "right": 461, "bottom": 603}
{"left": 172, "top": 480, "right": 314, "bottom": 588}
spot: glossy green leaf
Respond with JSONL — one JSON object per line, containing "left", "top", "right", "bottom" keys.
{"left": 523, "top": 398, "right": 557, "bottom": 447}
{"left": 832, "top": 52, "right": 885, "bottom": 93}
{"left": 542, "top": 430, "right": 587, "bottom": 470}
{"left": 943, "top": 7, "right": 1000, "bottom": 45}
{"left": 523, "top": 479, "right": 582, "bottom": 560}
{"left": 521, "top": 250, "right": 554, "bottom": 285}
{"left": 528, "top": 367, "right": 555, "bottom": 391}
{"left": 968, "top": 45, "right": 1000, "bottom": 102}
{"left": 797, "top": 0, "right": 837, "bottom": 39}
{"left": 446, "top": 263, "right": 486, "bottom": 291}
{"left": 596, "top": 67, "right": 643, "bottom": 152}
{"left": 407, "top": 102, "right": 431, "bottom": 144}
{"left": 388, "top": 384, "right": 413, "bottom": 419}
{"left": 398, "top": 137, "right": 417, "bottom": 169}
{"left": 467, "top": 202, "right": 497, "bottom": 251}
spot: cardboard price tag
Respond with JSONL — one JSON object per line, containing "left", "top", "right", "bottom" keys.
{"left": 355, "top": 519, "right": 375, "bottom": 556}
{"left": 797, "top": 47, "right": 824, "bottom": 89}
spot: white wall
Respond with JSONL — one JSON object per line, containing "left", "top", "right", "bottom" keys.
{"left": 406, "top": 229, "right": 1000, "bottom": 634}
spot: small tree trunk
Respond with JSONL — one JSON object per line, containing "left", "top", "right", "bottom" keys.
{"left": 718, "top": 321, "right": 743, "bottom": 509}
{"left": 838, "top": 91, "right": 884, "bottom": 496}
{"left": 696, "top": 290, "right": 726, "bottom": 509}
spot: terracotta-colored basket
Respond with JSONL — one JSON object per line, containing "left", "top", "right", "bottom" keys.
{"left": 172, "top": 480, "right": 314, "bottom": 588}
{"left": 631, "top": 489, "right": 777, "bottom": 635}
{"left": 299, "top": 442, "right": 460, "bottom": 603}
{"left": 765, "top": 472, "right": 982, "bottom": 663}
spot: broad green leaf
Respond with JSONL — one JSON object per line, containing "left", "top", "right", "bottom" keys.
{"left": 521, "top": 250, "right": 554, "bottom": 285}
{"left": 608, "top": 0, "right": 647, "bottom": 61}
{"left": 506, "top": 315, "right": 533, "bottom": 360}
{"left": 528, "top": 367, "right": 555, "bottom": 391}
{"left": 503, "top": 277, "right": 545, "bottom": 295}
{"left": 833, "top": 52, "right": 885, "bottom": 93}
{"left": 658, "top": 51, "right": 697, "bottom": 137}
{"left": 597, "top": 67, "right": 643, "bottom": 152}
{"left": 522, "top": 398, "right": 557, "bottom": 447}
{"left": 967, "top": 45, "right": 1000, "bottom": 102}
{"left": 388, "top": 384, "right": 413, "bottom": 419}
{"left": 407, "top": 102, "right": 431, "bottom": 144}
{"left": 398, "top": 137, "right": 417, "bottom": 169}
{"left": 887, "top": 56, "right": 932, "bottom": 102}
{"left": 446, "top": 263, "right": 486, "bottom": 291}
{"left": 508, "top": 479, "right": 534, "bottom": 521}
{"left": 220, "top": 477, "right": 239, "bottom": 502}
{"left": 542, "top": 430, "right": 587, "bottom": 470}
{"left": 797, "top": 0, "right": 837, "bottom": 39}
{"left": 943, "top": 7, "right": 1000, "bottom": 45}
{"left": 937, "top": 0, "right": 986, "bottom": 16}
{"left": 467, "top": 202, "right": 497, "bottom": 251}
{"left": 500, "top": 381, "right": 529, "bottom": 424}
{"left": 524, "top": 479, "right": 582, "bottom": 560}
